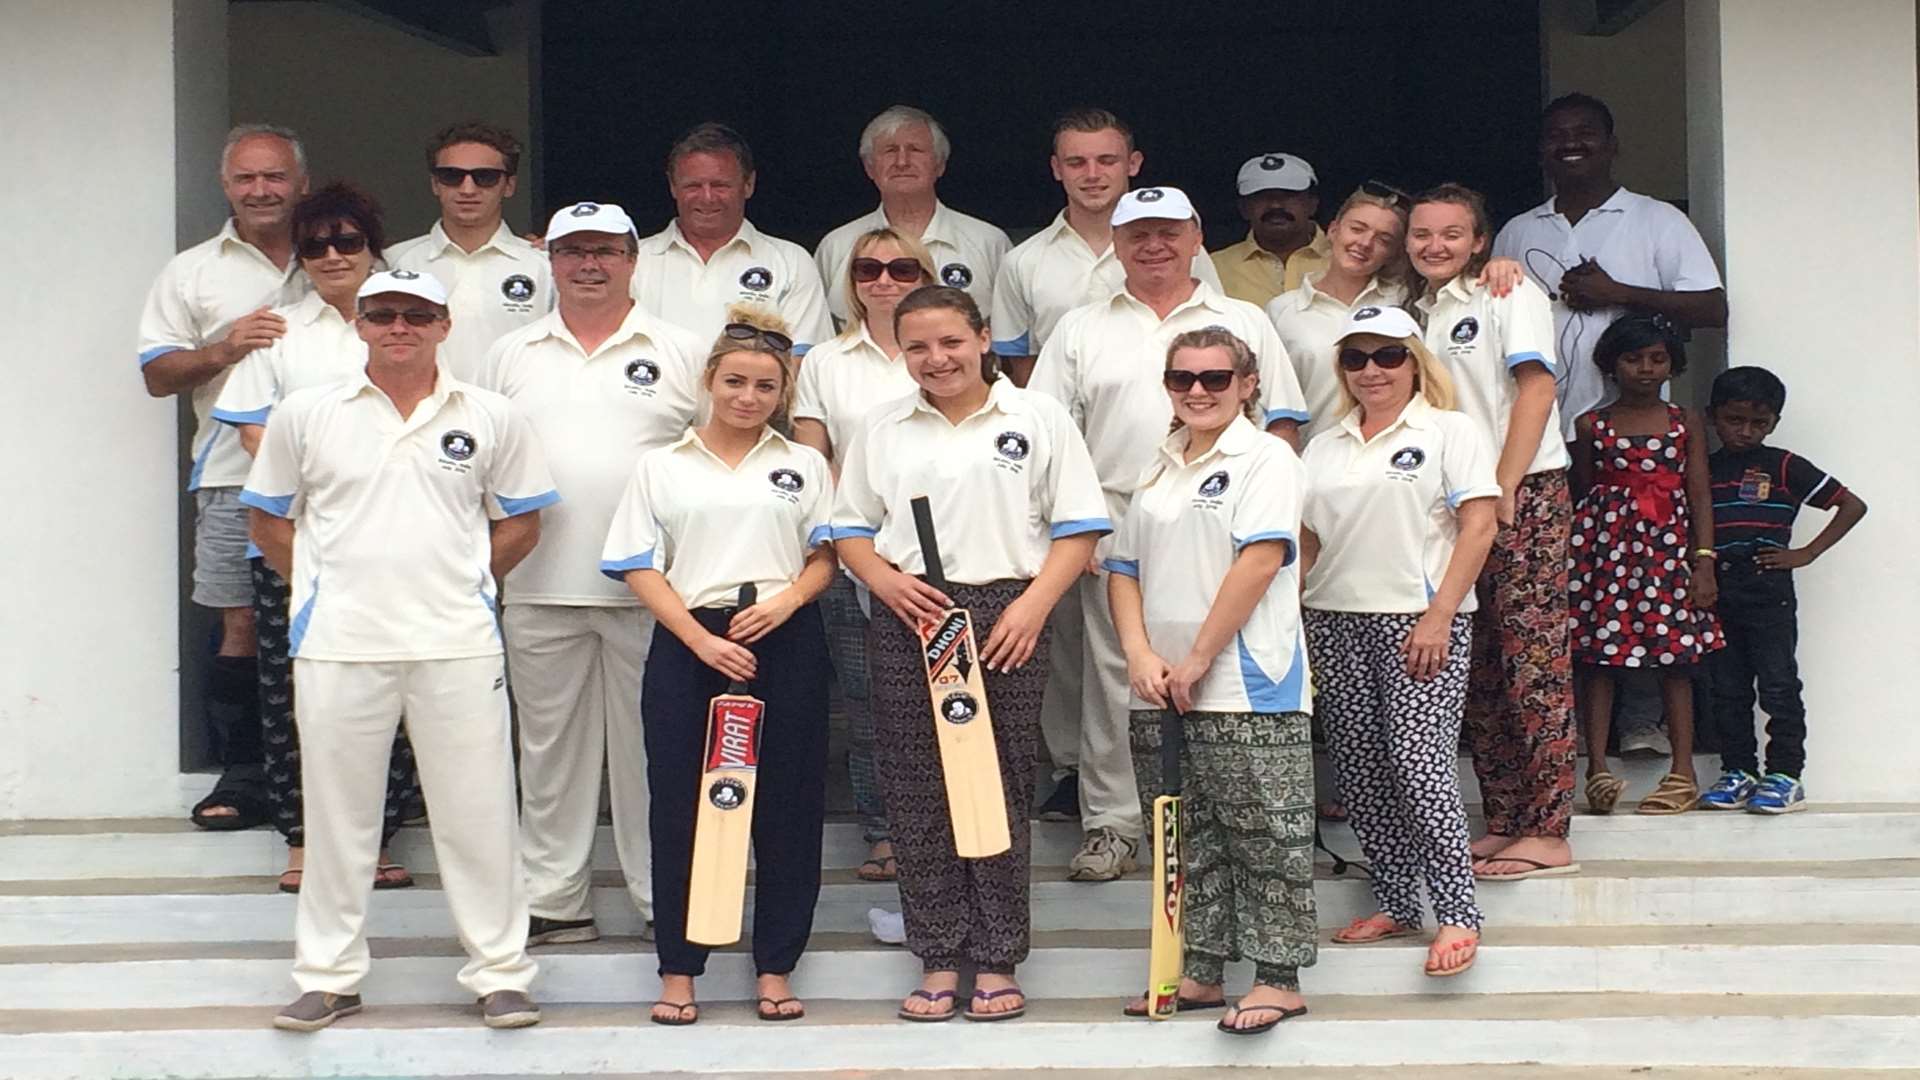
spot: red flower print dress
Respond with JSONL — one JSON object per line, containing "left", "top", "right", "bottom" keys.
{"left": 1568, "top": 405, "right": 1721, "bottom": 667}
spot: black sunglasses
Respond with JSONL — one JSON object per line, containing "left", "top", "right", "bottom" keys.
{"left": 360, "top": 308, "right": 443, "bottom": 327}
{"left": 429, "top": 166, "right": 510, "bottom": 188}
{"left": 1360, "top": 179, "right": 1412, "bottom": 208}
{"left": 723, "top": 322, "right": 794, "bottom": 353}
{"left": 1162, "top": 369, "right": 1237, "bottom": 392}
{"left": 1338, "top": 345, "right": 1413, "bottom": 371}
{"left": 851, "top": 257, "right": 925, "bottom": 284}
{"left": 297, "top": 232, "right": 367, "bottom": 260}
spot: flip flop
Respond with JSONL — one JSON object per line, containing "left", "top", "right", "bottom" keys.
{"left": 857, "top": 856, "right": 898, "bottom": 882}
{"left": 649, "top": 1000, "right": 698, "bottom": 1026}
{"left": 1331, "top": 914, "right": 1418, "bottom": 944}
{"left": 964, "top": 986, "right": 1026, "bottom": 1022}
{"left": 1217, "top": 1003, "right": 1309, "bottom": 1035}
{"left": 277, "top": 868, "right": 302, "bottom": 894}
{"left": 756, "top": 996, "right": 805, "bottom": 1022}
{"left": 1475, "top": 857, "right": 1582, "bottom": 882}
{"left": 897, "top": 988, "right": 956, "bottom": 1022}
{"left": 1425, "top": 934, "right": 1480, "bottom": 977}
{"left": 1122, "top": 994, "right": 1226, "bottom": 1017}
{"left": 373, "top": 863, "right": 415, "bottom": 890}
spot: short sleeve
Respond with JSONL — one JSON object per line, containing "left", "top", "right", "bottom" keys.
{"left": 237, "top": 398, "right": 306, "bottom": 519}
{"left": 792, "top": 343, "right": 830, "bottom": 425}
{"left": 1439, "top": 414, "right": 1503, "bottom": 509}
{"left": 800, "top": 450, "right": 835, "bottom": 550}
{"left": 483, "top": 404, "right": 560, "bottom": 520}
{"left": 1041, "top": 401, "right": 1113, "bottom": 540}
{"left": 1651, "top": 204, "right": 1724, "bottom": 292}
{"left": 211, "top": 345, "right": 281, "bottom": 427}
{"left": 1102, "top": 498, "right": 1141, "bottom": 578}
{"left": 1491, "top": 215, "right": 1525, "bottom": 262}
{"left": 989, "top": 257, "right": 1034, "bottom": 358}
{"left": 1027, "top": 317, "right": 1081, "bottom": 427}
{"left": 1230, "top": 444, "right": 1305, "bottom": 567}
{"left": 1250, "top": 314, "right": 1309, "bottom": 425}
{"left": 1498, "top": 279, "right": 1559, "bottom": 374}
{"left": 1192, "top": 250, "right": 1224, "bottom": 291}
{"left": 829, "top": 417, "right": 887, "bottom": 541}
{"left": 781, "top": 255, "right": 835, "bottom": 357}
{"left": 476, "top": 333, "right": 513, "bottom": 394}
{"left": 1783, "top": 451, "right": 1846, "bottom": 509}
{"left": 137, "top": 261, "right": 198, "bottom": 368}
{"left": 600, "top": 458, "right": 664, "bottom": 579}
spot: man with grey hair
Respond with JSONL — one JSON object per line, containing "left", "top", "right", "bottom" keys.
{"left": 138, "top": 122, "right": 310, "bottom": 833}
{"left": 813, "top": 105, "right": 1010, "bottom": 325}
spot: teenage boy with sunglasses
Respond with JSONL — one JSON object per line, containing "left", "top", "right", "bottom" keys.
{"left": 390, "top": 122, "right": 552, "bottom": 382}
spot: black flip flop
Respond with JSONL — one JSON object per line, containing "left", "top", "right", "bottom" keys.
{"left": 1122, "top": 994, "right": 1226, "bottom": 1017}
{"left": 649, "top": 1000, "right": 698, "bottom": 1026}
{"left": 1217, "top": 1003, "right": 1309, "bottom": 1035}
{"left": 897, "top": 988, "right": 956, "bottom": 1022}
{"left": 757, "top": 996, "right": 805, "bottom": 1022}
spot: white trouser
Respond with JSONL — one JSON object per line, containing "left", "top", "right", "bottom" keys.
{"left": 292, "top": 656, "right": 534, "bottom": 997}
{"left": 1038, "top": 584, "right": 1085, "bottom": 774}
{"left": 504, "top": 603, "right": 653, "bottom": 921}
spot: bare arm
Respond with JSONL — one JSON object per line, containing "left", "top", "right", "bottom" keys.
{"left": 1496, "top": 364, "right": 1557, "bottom": 521}
{"left": 488, "top": 512, "right": 541, "bottom": 582}
{"left": 249, "top": 509, "right": 294, "bottom": 580}
{"left": 834, "top": 535, "right": 950, "bottom": 626}
{"left": 980, "top": 533, "right": 1098, "bottom": 672}
{"left": 1004, "top": 355, "right": 1037, "bottom": 388}
{"left": 1109, "top": 570, "right": 1169, "bottom": 708}
{"left": 1264, "top": 416, "right": 1302, "bottom": 452}
{"left": 726, "top": 546, "right": 839, "bottom": 644}
{"left": 790, "top": 419, "right": 836, "bottom": 479}
{"left": 1755, "top": 486, "right": 1869, "bottom": 571}
{"left": 1569, "top": 411, "right": 1596, "bottom": 497}
{"left": 239, "top": 424, "right": 265, "bottom": 458}
{"left": 1166, "top": 540, "right": 1290, "bottom": 713}
{"left": 1297, "top": 527, "right": 1320, "bottom": 580}
{"left": 1683, "top": 409, "right": 1714, "bottom": 553}
{"left": 141, "top": 308, "right": 286, "bottom": 398}
{"left": 1401, "top": 498, "right": 1497, "bottom": 680}
{"left": 625, "top": 567, "right": 756, "bottom": 683}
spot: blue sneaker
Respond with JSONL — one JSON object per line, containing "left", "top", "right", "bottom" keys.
{"left": 1747, "top": 773, "right": 1806, "bottom": 815}
{"left": 1699, "top": 770, "right": 1758, "bottom": 810}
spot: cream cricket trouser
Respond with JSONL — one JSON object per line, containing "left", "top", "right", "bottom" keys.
{"left": 504, "top": 603, "right": 654, "bottom": 922}
{"left": 1078, "top": 489, "right": 1145, "bottom": 837}
{"left": 291, "top": 655, "right": 534, "bottom": 997}
{"left": 1038, "top": 583, "right": 1085, "bottom": 774}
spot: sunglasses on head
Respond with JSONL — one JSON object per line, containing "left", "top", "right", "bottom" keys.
{"left": 297, "top": 232, "right": 367, "bottom": 260}
{"left": 850, "top": 256, "right": 925, "bottom": 284}
{"left": 429, "top": 166, "right": 509, "bottom": 188}
{"left": 1338, "top": 345, "right": 1413, "bottom": 371}
{"left": 1162, "top": 369, "right": 1237, "bottom": 392}
{"left": 360, "top": 308, "right": 442, "bottom": 327}
{"left": 723, "top": 322, "right": 794, "bottom": 353}
{"left": 1360, "top": 179, "right": 1412, "bottom": 209}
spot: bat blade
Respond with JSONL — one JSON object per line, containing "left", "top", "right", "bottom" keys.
{"left": 917, "top": 606, "right": 1011, "bottom": 859}
{"left": 686, "top": 588, "right": 764, "bottom": 948}
{"left": 1146, "top": 712, "right": 1185, "bottom": 1021}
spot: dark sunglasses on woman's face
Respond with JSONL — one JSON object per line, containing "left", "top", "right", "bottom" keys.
{"left": 723, "top": 322, "right": 794, "bottom": 353}
{"left": 429, "top": 166, "right": 509, "bottom": 188}
{"left": 850, "top": 257, "right": 925, "bottom": 284}
{"left": 1338, "top": 345, "right": 1413, "bottom": 371}
{"left": 360, "top": 308, "right": 442, "bottom": 327}
{"left": 1162, "top": 368, "right": 1237, "bottom": 392}
{"left": 297, "top": 232, "right": 367, "bottom": 260}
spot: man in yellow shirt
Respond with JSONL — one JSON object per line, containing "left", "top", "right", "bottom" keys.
{"left": 1211, "top": 153, "right": 1329, "bottom": 309}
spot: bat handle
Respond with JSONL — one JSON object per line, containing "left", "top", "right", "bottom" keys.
{"left": 738, "top": 582, "right": 758, "bottom": 609}
{"left": 1160, "top": 711, "right": 1184, "bottom": 796}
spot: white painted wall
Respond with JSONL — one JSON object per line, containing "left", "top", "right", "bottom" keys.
{"left": 0, "top": 0, "right": 228, "bottom": 818}
{"left": 1687, "top": 0, "right": 1920, "bottom": 801}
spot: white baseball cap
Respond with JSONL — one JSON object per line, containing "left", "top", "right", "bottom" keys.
{"left": 1111, "top": 186, "right": 1199, "bottom": 227}
{"left": 1336, "top": 304, "right": 1421, "bottom": 342}
{"left": 357, "top": 269, "right": 449, "bottom": 306}
{"left": 546, "top": 201, "right": 638, "bottom": 245}
{"left": 1237, "top": 152, "right": 1318, "bottom": 196}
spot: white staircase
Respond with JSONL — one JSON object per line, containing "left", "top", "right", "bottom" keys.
{"left": 4, "top": 789, "right": 1919, "bottom": 1076}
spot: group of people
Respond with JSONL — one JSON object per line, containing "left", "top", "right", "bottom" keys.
{"left": 137, "top": 93, "right": 1865, "bottom": 1036}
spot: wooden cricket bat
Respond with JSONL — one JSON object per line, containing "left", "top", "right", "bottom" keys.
{"left": 686, "top": 583, "right": 763, "bottom": 947}
{"left": 910, "top": 496, "right": 1012, "bottom": 859}
{"left": 1146, "top": 711, "right": 1186, "bottom": 1021}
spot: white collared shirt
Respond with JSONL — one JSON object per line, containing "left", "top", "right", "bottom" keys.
{"left": 138, "top": 219, "right": 305, "bottom": 491}
{"left": 1416, "top": 276, "right": 1569, "bottom": 476}
{"left": 238, "top": 369, "right": 558, "bottom": 662}
{"left": 1301, "top": 396, "right": 1501, "bottom": 614}
{"left": 989, "top": 210, "right": 1223, "bottom": 357}
{"left": 601, "top": 427, "right": 833, "bottom": 611}
{"left": 480, "top": 304, "right": 707, "bottom": 606}
{"left": 1029, "top": 281, "right": 1309, "bottom": 499}
{"left": 1493, "top": 188, "right": 1723, "bottom": 439}
{"left": 388, "top": 221, "right": 554, "bottom": 383}
{"left": 1104, "top": 416, "right": 1312, "bottom": 714}
{"left": 210, "top": 292, "right": 365, "bottom": 427}
{"left": 831, "top": 380, "right": 1111, "bottom": 585}
{"left": 631, "top": 218, "right": 833, "bottom": 354}
{"left": 791, "top": 322, "right": 918, "bottom": 460}
{"left": 1266, "top": 273, "right": 1410, "bottom": 441}
{"left": 814, "top": 200, "right": 1012, "bottom": 326}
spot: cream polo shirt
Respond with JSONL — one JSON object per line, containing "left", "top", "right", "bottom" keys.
{"left": 791, "top": 322, "right": 918, "bottom": 460}
{"left": 388, "top": 221, "right": 554, "bottom": 383}
{"left": 831, "top": 380, "right": 1111, "bottom": 585}
{"left": 1265, "top": 273, "right": 1410, "bottom": 441}
{"left": 1029, "top": 282, "right": 1309, "bottom": 500}
{"left": 814, "top": 201, "right": 1012, "bottom": 326}
{"left": 601, "top": 427, "right": 833, "bottom": 611}
{"left": 988, "top": 210, "right": 1223, "bottom": 358}
{"left": 1416, "top": 275, "right": 1569, "bottom": 476}
{"left": 210, "top": 292, "right": 365, "bottom": 427}
{"left": 480, "top": 304, "right": 707, "bottom": 606}
{"left": 1104, "top": 416, "right": 1312, "bottom": 715}
{"left": 238, "top": 368, "right": 558, "bottom": 662}
{"left": 1492, "top": 188, "right": 1724, "bottom": 440}
{"left": 1211, "top": 226, "right": 1333, "bottom": 310}
{"left": 137, "top": 218, "right": 305, "bottom": 491}
{"left": 631, "top": 218, "right": 833, "bottom": 354}
{"left": 1301, "top": 396, "right": 1502, "bottom": 615}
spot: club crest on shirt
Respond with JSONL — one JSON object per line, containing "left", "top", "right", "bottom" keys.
{"left": 941, "top": 263, "right": 974, "bottom": 289}
{"left": 707, "top": 777, "right": 747, "bottom": 811}
{"left": 1197, "top": 470, "right": 1231, "bottom": 498}
{"left": 625, "top": 358, "right": 661, "bottom": 388}
{"left": 1391, "top": 446, "right": 1426, "bottom": 471}
{"left": 440, "top": 429, "right": 476, "bottom": 461}
{"left": 739, "top": 266, "right": 774, "bottom": 292}
{"left": 501, "top": 274, "right": 535, "bottom": 304}
{"left": 994, "top": 431, "right": 1030, "bottom": 461}
{"left": 768, "top": 467, "right": 804, "bottom": 503}
{"left": 940, "top": 691, "right": 979, "bottom": 725}
{"left": 1450, "top": 316, "right": 1480, "bottom": 344}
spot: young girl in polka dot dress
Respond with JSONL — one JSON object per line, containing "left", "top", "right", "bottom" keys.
{"left": 1569, "top": 315, "right": 1721, "bottom": 815}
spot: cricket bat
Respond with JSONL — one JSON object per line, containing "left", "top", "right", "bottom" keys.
{"left": 910, "top": 496, "right": 1012, "bottom": 859}
{"left": 686, "top": 583, "right": 763, "bottom": 947}
{"left": 1145, "top": 711, "right": 1186, "bottom": 1021}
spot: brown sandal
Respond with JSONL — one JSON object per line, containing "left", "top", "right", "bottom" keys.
{"left": 1637, "top": 772, "right": 1699, "bottom": 815}
{"left": 1585, "top": 771, "right": 1627, "bottom": 814}
{"left": 1332, "top": 913, "right": 1418, "bottom": 944}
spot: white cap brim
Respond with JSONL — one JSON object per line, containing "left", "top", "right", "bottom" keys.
{"left": 1337, "top": 304, "right": 1421, "bottom": 341}
{"left": 1111, "top": 186, "right": 1199, "bottom": 227}
{"left": 358, "top": 269, "right": 449, "bottom": 306}
{"left": 547, "top": 201, "right": 638, "bottom": 245}
{"left": 1237, "top": 153, "right": 1318, "bottom": 196}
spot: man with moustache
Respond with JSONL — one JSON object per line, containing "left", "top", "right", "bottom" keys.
{"left": 139, "top": 123, "right": 310, "bottom": 833}
{"left": 1212, "top": 152, "right": 1330, "bottom": 310}
{"left": 481, "top": 202, "right": 707, "bottom": 947}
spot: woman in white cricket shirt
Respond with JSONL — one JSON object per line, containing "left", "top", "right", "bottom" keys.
{"left": 1106, "top": 327, "right": 1315, "bottom": 1036}
{"left": 833, "top": 286, "right": 1108, "bottom": 1023}
{"left": 1408, "top": 183, "right": 1579, "bottom": 881}
{"left": 601, "top": 309, "right": 835, "bottom": 1026}
{"left": 791, "top": 226, "right": 933, "bottom": 883}
{"left": 1299, "top": 305, "right": 1500, "bottom": 978}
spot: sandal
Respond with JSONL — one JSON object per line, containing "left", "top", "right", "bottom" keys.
{"left": 1425, "top": 932, "right": 1479, "bottom": 977}
{"left": 1217, "top": 1003, "right": 1309, "bottom": 1035}
{"left": 756, "top": 996, "right": 805, "bottom": 1022}
{"left": 277, "top": 868, "right": 302, "bottom": 894}
{"left": 1637, "top": 773, "right": 1700, "bottom": 815}
{"left": 1316, "top": 800, "right": 1350, "bottom": 823}
{"left": 1475, "top": 856, "right": 1581, "bottom": 882}
{"left": 190, "top": 769, "right": 270, "bottom": 832}
{"left": 857, "top": 856, "right": 898, "bottom": 882}
{"left": 897, "top": 988, "right": 956, "bottom": 1023}
{"left": 649, "top": 1000, "right": 698, "bottom": 1026}
{"left": 1331, "top": 913, "right": 1417, "bottom": 944}
{"left": 964, "top": 986, "right": 1025, "bottom": 1022}
{"left": 1585, "top": 771, "right": 1627, "bottom": 815}
{"left": 373, "top": 863, "right": 415, "bottom": 890}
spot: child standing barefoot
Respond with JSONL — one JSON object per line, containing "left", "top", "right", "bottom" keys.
{"left": 1568, "top": 316, "right": 1721, "bottom": 814}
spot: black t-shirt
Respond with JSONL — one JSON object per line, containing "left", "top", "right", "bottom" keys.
{"left": 1709, "top": 444, "right": 1847, "bottom": 607}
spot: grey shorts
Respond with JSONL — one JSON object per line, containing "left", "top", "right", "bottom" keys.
{"left": 192, "top": 487, "right": 253, "bottom": 609}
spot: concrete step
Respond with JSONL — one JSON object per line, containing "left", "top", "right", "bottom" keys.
{"left": 8, "top": 924, "right": 1918, "bottom": 1009}
{"left": 5, "top": 859, "right": 1916, "bottom": 946}
{"left": 3, "top": 994, "right": 1917, "bottom": 1078}
{"left": 6, "top": 802, "right": 1916, "bottom": 881}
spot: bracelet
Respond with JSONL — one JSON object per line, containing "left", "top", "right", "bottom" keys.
{"left": 1692, "top": 548, "right": 1718, "bottom": 561}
